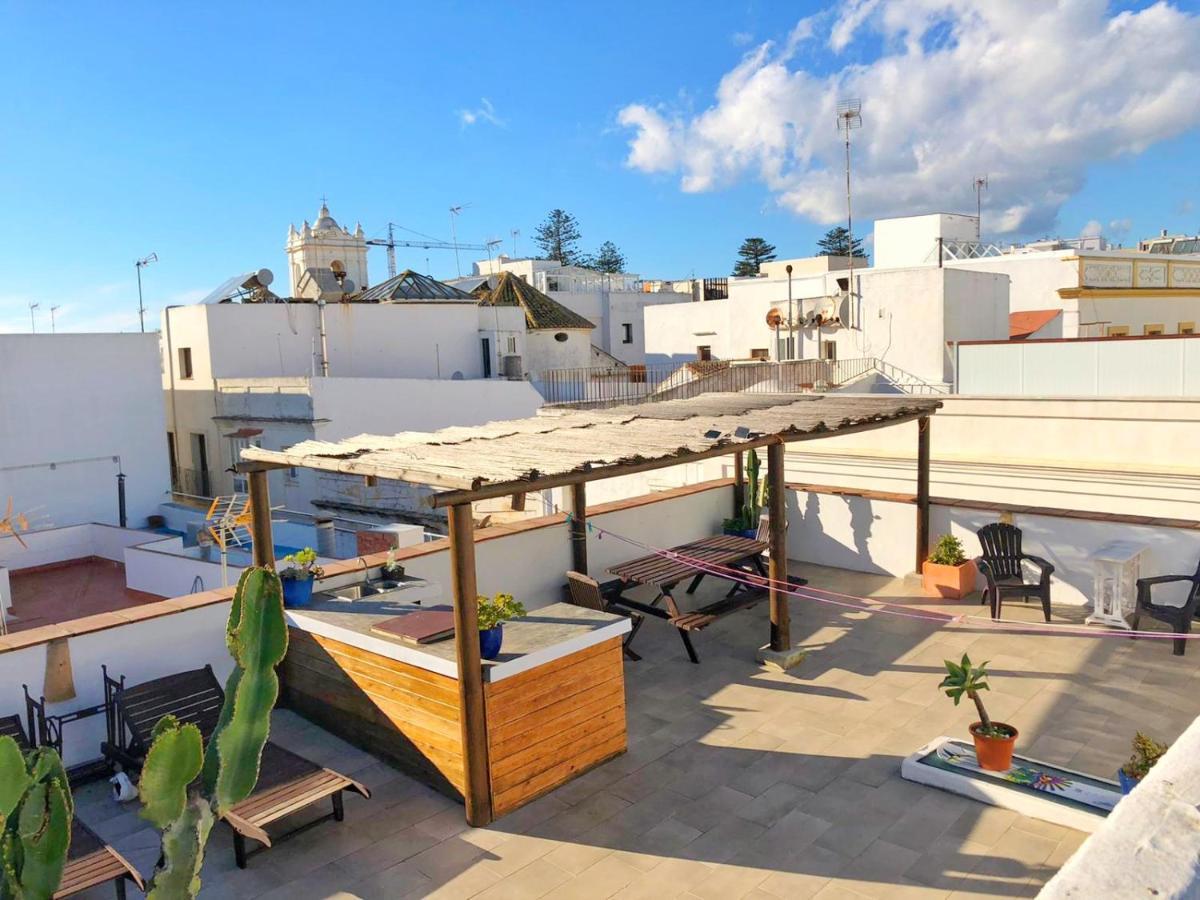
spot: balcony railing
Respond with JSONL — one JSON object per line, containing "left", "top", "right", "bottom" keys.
{"left": 537, "top": 358, "right": 947, "bottom": 408}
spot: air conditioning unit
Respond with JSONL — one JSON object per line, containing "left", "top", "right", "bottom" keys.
{"left": 502, "top": 355, "right": 524, "bottom": 379}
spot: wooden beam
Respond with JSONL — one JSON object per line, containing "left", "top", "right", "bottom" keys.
{"left": 915, "top": 416, "right": 931, "bottom": 572}
{"left": 425, "top": 411, "right": 934, "bottom": 508}
{"left": 447, "top": 503, "right": 492, "bottom": 827}
{"left": 247, "top": 470, "right": 275, "bottom": 568}
{"left": 732, "top": 451, "right": 745, "bottom": 519}
{"left": 767, "top": 441, "right": 790, "bottom": 651}
{"left": 568, "top": 482, "right": 587, "bottom": 575}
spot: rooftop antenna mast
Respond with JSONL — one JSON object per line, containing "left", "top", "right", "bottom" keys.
{"left": 449, "top": 204, "right": 471, "bottom": 277}
{"left": 28, "top": 302, "right": 39, "bottom": 333}
{"left": 135, "top": 252, "right": 158, "bottom": 333}
{"left": 510, "top": 228, "right": 520, "bottom": 258}
{"left": 50, "top": 305, "right": 61, "bottom": 333}
{"left": 973, "top": 175, "right": 989, "bottom": 239}
{"left": 837, "top": 98, "right": 863, "bottom": 293}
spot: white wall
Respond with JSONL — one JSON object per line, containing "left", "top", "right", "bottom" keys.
{"left": 945, "top": 251, "right": 1077, "bottom": 313}
{"left": 0, "top": 524, "right": 159, "bottom": 571}
{"left": 123, "top": 536, "right": 241, "bottom": 597}
{"left": 550, "top": 290, "right": 691, "bottom": 366}
{"left": 873, "top": 213, "right": 980, "bottom": 269}
{"left": 958, "top": 337, "right": 1200, "bottom": 396}
{"left": 0, "top": 334, "right": 170, "bottom": 529}
{"left": 526, "top": 328, "right": 593, "bottom": 377}
{"left": 0, "top": 603, "right": 233, "bottom": 765}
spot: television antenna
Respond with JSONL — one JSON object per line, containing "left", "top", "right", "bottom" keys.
{"left": 204, "top": 494, "right": 253, "bottom": 587}
{"left": 365, "top": 223, "right": 489, "bottom": 279}
{"left": 510, "top": 228, "right": 520, "bottom": 257}
{"left": 836, "top": 98, "right": 863, "bottom": 289}
{"left": 449, "top": 204, "right": 472, "bottom": 277}
{"left": 50, "top": 305, "right": 61, "bottom": 333}
{"left": 135, "top": 252, "right": 158, "bottom": 333}
{"left": 973, "top": 175, "right": 989, "bottom": 239}
{"left": 28, "top": 302, "right": 39, "bottom": 333}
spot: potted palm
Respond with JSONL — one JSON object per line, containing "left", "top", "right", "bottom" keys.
{"left": 923, "top": 534, "right": 976, "bottom": 599}
{"left": 477, "top": 592, "right": 526, "bottom": 660}
{"left": 1118, "top": 732, "right": 1168, "bottom": 794}
{"left": 279, "top": 547, "right": 324, "bottom": 608}
{"left": 940, "top": 654, "right": 1018, "bottom": 771}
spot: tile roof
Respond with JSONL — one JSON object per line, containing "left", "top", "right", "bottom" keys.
{"left": 1010, "top": 309, "right": 1061, "bottom": 340}
{"left": 356, "top": 270, "right": 475, "bottom": 302}
{"left": 476, "top": 271, "right": 595, "bottom": 330}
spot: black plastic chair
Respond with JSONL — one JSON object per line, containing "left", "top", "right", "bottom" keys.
{"left": 1132, "top": 561, "right": 1200, "bottom": 656}
{"left": 975, "top": 523, "right": 1053, "bottom": 621}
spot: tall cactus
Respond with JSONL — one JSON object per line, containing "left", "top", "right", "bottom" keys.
{"left": 141, "top": 565, "right": 287, "bottom": 899}
{"left": 0, "top": 738, "right": 73, "bottom": 900}
{"left": 743, "top": 449, "right": 763, "bottom": 525}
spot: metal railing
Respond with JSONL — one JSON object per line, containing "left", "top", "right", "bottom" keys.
{"left": 537, "top": 358, "right": 947, "bottom": 408}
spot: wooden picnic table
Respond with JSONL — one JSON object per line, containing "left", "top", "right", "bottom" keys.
{"left": 607, "top": 534, "right": 772, "bottom": 663}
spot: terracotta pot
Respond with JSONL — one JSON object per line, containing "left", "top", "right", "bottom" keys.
{"left": 922, "top": 560, "right": 977, "bottom": 600}
{"left": 970, "top": 721, "right": 1018, "bottom": 771}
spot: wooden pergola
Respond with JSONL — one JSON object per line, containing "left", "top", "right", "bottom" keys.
{"left": 240, "top": 392, "right": 940, "bottom": 825}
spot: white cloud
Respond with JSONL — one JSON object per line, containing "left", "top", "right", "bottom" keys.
{"left": 1081, "top": 219, "right": 1104, "bottom": 238}
{"left": 458, "top": 98, "right": 504, "bottom": 129}
{"left": 618, "top": 1, "right": 1200, "bottom": 237}
{"left": 1108, "top": 218, "right": 1133, "bottom": 237}
{"left": 731, "top": 31, "right": 754, "bottom": 47}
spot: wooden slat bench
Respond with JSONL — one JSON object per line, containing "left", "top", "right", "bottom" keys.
{"left": 102, "top": 665, "right": 370, "bottom": 869}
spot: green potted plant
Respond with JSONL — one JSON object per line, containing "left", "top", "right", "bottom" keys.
{"left": 379, "top": 549, "right": 405, "bottom": 588}
{"left": 724, "top": 449, "right": 766, "bottom": 538}
{"left": 477, "top": 592, "right": 526, "bottom": 660}
{"left": 940, "top": 654, "right": 1018, "bottom": 771}
{"left": 279, "top": 547, "right": 324, "bottom": 608}
{"left": 1118, "top": 732, "right": 1168, "bottom": 794}
{"left": 923, "top": 534, "right": 976, "bottom": 599}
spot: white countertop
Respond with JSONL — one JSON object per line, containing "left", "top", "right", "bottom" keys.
{"left": 284, "top": 577, "right": 630, "bottom": 683}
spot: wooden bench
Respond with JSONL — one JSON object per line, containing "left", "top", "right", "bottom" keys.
{"left": 668, "top": 588, "right": 769, "bottom": 633}
{"left": 102, "top": 665, "right": 370, "bottom": 869}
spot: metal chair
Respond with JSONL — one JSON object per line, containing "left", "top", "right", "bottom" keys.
{"left": 975, "top": 523, "right": 1054, "bottom": 621}
{"left": 1132, "top": 560, "right": 1200, "bottom": 656}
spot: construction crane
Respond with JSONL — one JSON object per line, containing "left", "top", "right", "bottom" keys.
{"left": 366, "top": 223, "right": 491, "bottom": 278}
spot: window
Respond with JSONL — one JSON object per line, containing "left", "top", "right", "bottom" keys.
{"left": 481, "top": 338, "right": 492, "bottom": 378}
{"left": 622, "top": 323, "right": 633, "bottom": 344}
{"left": 820, "top": 340, "right": 837, "bottom": 361}
{"left": 1179, "top": 322, "right": 1195, "bottom": 335}
{"left": 506, "top": 336, "right": 517, "bottom": 354}
{"left": 750, "top": 348, "right": 770, "bottom": 360}
{"left": 836, "top": 277, "right": 850, "bottom": 293}
{"left": 554, "top": 332, "right": 569, "bottom": 343}
{"left": 1107, "top": 326, "right": 1130, "bottom": 337}
{"left": 1144, "top": 324, "right": 1165, "bottom": 336}
{"left": 177, "top": 347, "right": 193, "bottom": 380}
{"left": 696, "top": 345, "right": 712, "bottom": 361}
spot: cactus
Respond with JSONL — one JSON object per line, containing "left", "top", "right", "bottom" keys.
{"left": 141, "top": 565, "right": 287, "bottom": 899}
{"left": 743, "top": 449, "right": 763, "bottom": 525}
{"left": 0, "top": 738, "right": 73, "bottom": 900}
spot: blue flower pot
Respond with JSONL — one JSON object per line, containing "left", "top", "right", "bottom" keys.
{"left": 479, "top": 625, "right": 503, "bottom": 660}
{"left": 1117, "top": 769, "right": 1139, "bottom": 795}
{"left": 282, "top": 576, "right": 314, "bottom": 609}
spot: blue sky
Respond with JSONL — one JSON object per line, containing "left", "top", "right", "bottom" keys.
{"left": 2, "top": 1, "right": 1198, "bottom": 332}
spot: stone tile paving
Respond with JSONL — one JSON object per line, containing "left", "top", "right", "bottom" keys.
{"left": 70, "top": 562, "right": 1198, "bottom": 899}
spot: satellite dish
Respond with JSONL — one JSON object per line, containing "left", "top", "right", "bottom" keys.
{"left": 340, "top": 277, "right": 356, "bottom": 294}
{"left": 765, "top": 307, "right": 783, "bottom": 327}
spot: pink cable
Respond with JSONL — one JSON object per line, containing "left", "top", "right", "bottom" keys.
{"left": 573, "top": 514, "right": 1200, "bottom": 642}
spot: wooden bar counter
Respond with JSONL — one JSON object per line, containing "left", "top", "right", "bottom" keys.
{"left": 278, "top": 576, "right": 631, "bottom": 818}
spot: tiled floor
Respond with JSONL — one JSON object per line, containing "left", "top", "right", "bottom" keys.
{"left": 72, "top": 562, "right": 1200, "bottom": 899}
{"left": 7, "top": 559, "right": 161, "bottom": 632}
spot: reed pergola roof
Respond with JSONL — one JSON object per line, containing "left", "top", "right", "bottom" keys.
{"left": 241, "top": 392, "right": 941, "bottom": 507}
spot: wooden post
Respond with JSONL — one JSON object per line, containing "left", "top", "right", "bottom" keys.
{"left": 767, "top": 441, "right": 790, "bottom": 651}
{"left": 247, "top": 470, "right": 275, "bottom": 568}
{"left": 732, "top": 451, "right": 745, "bottom": 519}
{"left": 916, "top": 416, "right": 931, "bottom": 572}
{"left": 448, "top": 503, "right": 492, "bottom": 826}
{"left": 568, "top": 481, "right": 588, "bottom": 575}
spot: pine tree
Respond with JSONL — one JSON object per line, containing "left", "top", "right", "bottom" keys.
{"left": 591, "top": 241, "right": 627, "bottom": 274}
{"left": 534, "top": 209, "right": 583, "bottom": 265}
{"left": 816, "top": 226, "right": 867, "bottom": 258}
{"left": 732, "top": 237, "right": 777, "bottom": 276}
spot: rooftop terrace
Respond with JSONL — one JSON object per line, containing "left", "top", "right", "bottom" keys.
{"left": 5, "top": 558, "right": 160, "bottom": 634}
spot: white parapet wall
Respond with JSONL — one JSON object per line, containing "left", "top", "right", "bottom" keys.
{"left": 1039, "top": 714, "right": 1200, "bottom": 899}
{"left": 0, "top": 523, "right": 161, "bottom": 572}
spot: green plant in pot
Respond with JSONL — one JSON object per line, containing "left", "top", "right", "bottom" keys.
{"left": 922, "top": 534, "right": 976, "bottom": 600}
{"left": 279, "top": 547, "right": 324, "bottom": 608}
{"left": 724, "top": 449, "right": 767, "bottom": 537}
{"left": 1118, "top": 732, "right": 1168, "bottom": 794}
{"left": 940, "top": 654, "right": 1018, "bottom": 771}
{"left": 379, "top": 549, "right": 405, "bottom": 587}
{"left": 477, "top": 592, "right": 526, "bottom": 661}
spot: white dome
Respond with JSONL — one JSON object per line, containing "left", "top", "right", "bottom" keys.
{"left": 313, "top": 203, "right": 339, "bottom": 231}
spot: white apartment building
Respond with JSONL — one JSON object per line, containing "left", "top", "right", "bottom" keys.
{"left": 880, "top": 213, "right": 1200, "bottom": 339}
{"left": 469, "top": 255, "right": 692, "bottom": 367}
{"left": 0, "top": 334, "right": 170, "bottom": 529}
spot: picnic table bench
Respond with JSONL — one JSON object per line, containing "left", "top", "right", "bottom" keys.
{"left": 606, "top": 534, "right": 801, "bottom": 663}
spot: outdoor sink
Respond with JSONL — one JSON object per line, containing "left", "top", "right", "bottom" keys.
{"left": 332, "top": 584, "right": 391, "bottom": 601}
